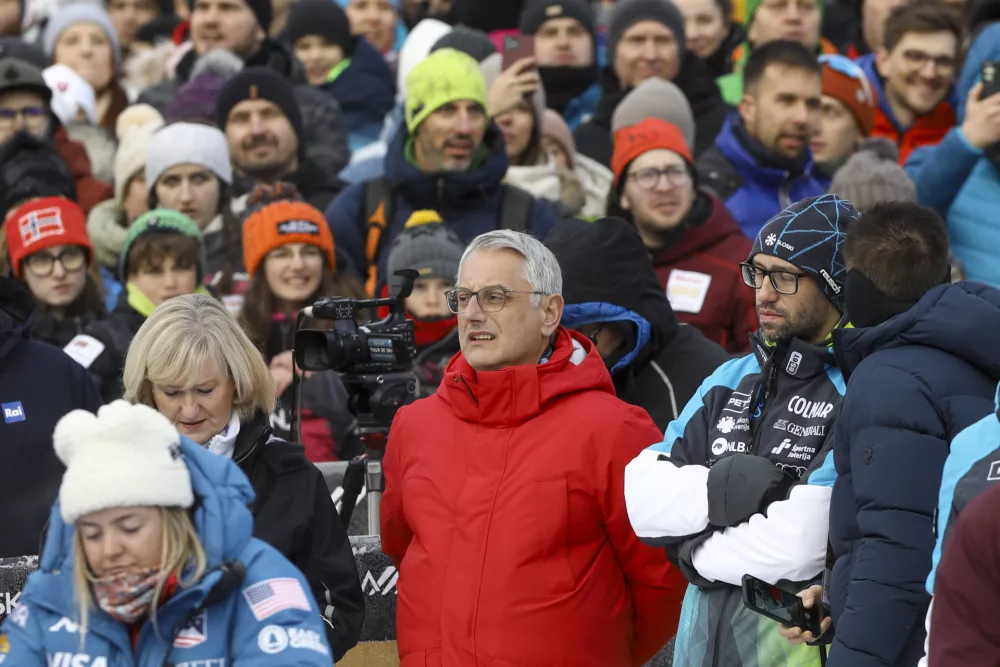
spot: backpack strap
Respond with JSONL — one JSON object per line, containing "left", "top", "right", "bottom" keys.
{"left": 362, "top": 177, "right": 394, "bottom": 297}
{"left": 498, "top": 185, "right": 534, "bottom": 233}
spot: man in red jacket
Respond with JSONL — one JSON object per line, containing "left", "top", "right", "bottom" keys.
{"left": 611, "top": 117, "right": 756, "bottom": 353}
{"left": 381, "top": 229, "right": 686, "bottom": 667}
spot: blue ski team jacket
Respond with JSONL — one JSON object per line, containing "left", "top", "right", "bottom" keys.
{"left": 0, "top": 435, "right": 335, "bottom": 667}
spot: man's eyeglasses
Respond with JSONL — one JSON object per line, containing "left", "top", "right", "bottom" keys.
{"left": 445, "top": 285, "right": 549, "bottom": 314}
{"left": 740, "top": 262, "right": 810, "bottom": 295}
{"left": 0, "top": 106, "right": 47, "bottom": 129}
{"left": 25, "top": 247, "right": 87, "bottom": 277}
{"left": 627, "top": 167, "right": 691, "bottom": 191}
{"left": 900, "top": 49, "right": 955, "bottom": 73}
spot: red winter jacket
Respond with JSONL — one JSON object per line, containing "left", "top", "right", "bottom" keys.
{"left": 52, "top": 127, "right": 114, "bottom": 214}
{"left": 381, "top": 328, "right": 686, "bottom": 667}
{"left": 651, "top": 196, "right": 756, "bottom": 354}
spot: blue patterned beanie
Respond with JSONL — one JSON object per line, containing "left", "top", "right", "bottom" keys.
{"left": 748, "top": 195, "right": 860, "bottom": 312}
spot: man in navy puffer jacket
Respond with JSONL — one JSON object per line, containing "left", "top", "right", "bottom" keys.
{"left": 824, "top": 202, "right": 1000, "bottom": 667}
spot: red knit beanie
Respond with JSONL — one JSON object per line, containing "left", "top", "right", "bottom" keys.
{"left": 5, "top": 197, "right": 92, "bottom": 279}
{"left": 611, "top": 118, "right": 693, "bottom": 186}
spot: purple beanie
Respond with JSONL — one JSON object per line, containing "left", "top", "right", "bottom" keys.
{"left": 166, "top": 73, "right": 228, "bottom": 123}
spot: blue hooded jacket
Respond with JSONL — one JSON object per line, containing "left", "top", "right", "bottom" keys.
{"left": 904, "top": 24, "right": 1000, "bottom": 286}
{"left": 321, "top": 37, "right": 397, "bottom": 154}
{"left": 696, "top": 114, "right": 828, "bottom": 240}
{"left": 827, "top": 282, "right": 1000, "bottom": 667}
{"left": 926, "top": 383, "right": 1000, "bottom": 594}
{"left": 0, "top": 436, "right": 334, "bottom": 666}
{"left": 325, "top": 123, "right": 558, "bottom": 282}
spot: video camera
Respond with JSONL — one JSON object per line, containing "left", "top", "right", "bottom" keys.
{"left": 295, "top": 271, "right": 421, "bottom": 535}
{"left": 294, "top": 270, "right": 419, "bottom": 431}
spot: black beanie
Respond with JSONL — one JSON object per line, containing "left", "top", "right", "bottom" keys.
{"left": 0, "top": 133, "right": 76, "bottom": 219}
{"left": 135, "top": 16, "right": 182, "bottom": 45}
{"left": 281, "top": 0, "right": 353, "bottom": 54}
{"left": 606, "top": 0, "right": 686, "bottom": 67}
{"left": 187, "top": 0, "right": 270, "bottom": 32}
{"left": 431, "top": 27, "right": 497, "bottom": 62}
{"left": 215, "top": 67, "right": 303, "bottom": 141}
{"left": 520, "top": 0, "right": 596, "bottom": 37}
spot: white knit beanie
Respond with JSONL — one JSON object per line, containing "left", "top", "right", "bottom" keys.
{"left": 54, "top": 401, "right": 195, "bottom": 524}
{"left": 145, "top": 123, "right": 233, "bottom": 192}
{"left": 113, "top": 104, "right": 164, "bottom": 204}
{"left": 43, "top": 3, "right": 122, "bottom": 68}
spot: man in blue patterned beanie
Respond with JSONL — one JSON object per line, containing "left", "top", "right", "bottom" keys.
{"left": 744, "top": 194, "right": 859, "bottom": 344}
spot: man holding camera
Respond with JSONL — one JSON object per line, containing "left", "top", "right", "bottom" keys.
{"left": 380, "top": 230, "right": 685, "bottom": 666}
{"left": 624, "top": 195, "right": 854, "bottom": 667}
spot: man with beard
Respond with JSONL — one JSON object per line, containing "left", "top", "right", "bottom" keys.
{"left": 609, "top": 117, "right": 756, "bottom": 354}
{"left": 697, "top": 40, "right": 827, "bottom": 239}
{"left": 518, "top": 0, "right": 602, "bottom": 130}
{"left": 138, "top": 0, "right": 350, "bottom": 191}
{"left": 215, "top": 67, "right": 338, "bottom": 211}
{"left": 624, "top": 194, "right": 855, "bottom": 667}
{"left": 811, "top": 54, "right": 877, "bottom": 178}
{"left": 570, "top": 0, "right": 732, "bottom": 165}
{"left": 325, "top": 48, "right": 557, "bottom": 294}
{"left": 857, "top": 0, "right": 961, "bottom": 164}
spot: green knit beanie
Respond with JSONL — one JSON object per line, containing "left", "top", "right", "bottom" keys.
{"left": 405, "top": 48, "right": 488, "bottom": 133}
{"left": 118, "top": 208, "right": 206, "bottom": 282}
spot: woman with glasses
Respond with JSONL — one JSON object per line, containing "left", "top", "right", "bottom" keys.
{"left": 3, "top": 197, "right": 106, "bottom": 348}
{"left": 238, "top": 194, "right": 365, "bottom": 463}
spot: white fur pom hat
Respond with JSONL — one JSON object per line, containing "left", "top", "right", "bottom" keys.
{"left": 54, "top": 400, "right": 194, "bottom": 524}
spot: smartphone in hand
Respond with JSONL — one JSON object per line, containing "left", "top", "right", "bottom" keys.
{"left": 741, "top": 574, "right": 823, "bottom": 635}
{"left": 982, "top": 60, "right": 1000, "bottom": 99}
{"left": 502, "top": 35, "right": 535, "bottom": 71}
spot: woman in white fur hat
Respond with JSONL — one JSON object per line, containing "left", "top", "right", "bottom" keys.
{"left": 0, "top": 400, "right": 335, "bottom": 665}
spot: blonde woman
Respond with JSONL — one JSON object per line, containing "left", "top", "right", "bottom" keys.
{"left": 0, "top": 400, "right": 333, "bottom": 665}
{"left": 122, "top": 294, "right": 365, "bottom": 660}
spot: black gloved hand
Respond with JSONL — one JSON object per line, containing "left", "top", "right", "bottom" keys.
{"left": 707, "top": 454, "right": 797, "bottom": 528}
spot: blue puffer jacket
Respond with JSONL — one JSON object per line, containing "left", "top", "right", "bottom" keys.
{"left": 904, "top": 24, "right": 1000, "bottom": 286}
{"left": 827, "top": 282, "right": 1000, "bottom": 667}
{"left": 321, "top": 37, "right": 396, "bottom": 154}
{"left": 0, "top": 436, "right": 334, "bottom": 666}
{"left": 927, "top": 383, "right": 1000, "bottom": 594}
{"left": 696, "top": 114, "right": 828, "bottom": 239}
{"left": 325, "top": 123, "right": 558, "bottom": 282}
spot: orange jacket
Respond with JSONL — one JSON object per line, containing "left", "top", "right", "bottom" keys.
{"left": 381, "top": 327, "right": 686, "bottom": 667}
{"left": 858, "top": 54, "right": 957, "bottom": 164}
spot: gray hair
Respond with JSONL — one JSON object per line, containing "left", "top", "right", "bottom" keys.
{"left": 458, "top": 230, "right": 562, "bottom": 305}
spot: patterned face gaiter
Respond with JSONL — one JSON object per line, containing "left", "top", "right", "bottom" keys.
{"left": 90, "top": 568, "right": 163, "bottom": 624}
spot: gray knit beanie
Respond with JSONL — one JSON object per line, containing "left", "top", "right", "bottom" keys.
{"left": 607, "top": 0, "right": 686, "bottom": 69}
{"left": 828, "top": 138, "right": 917, "bottom": 212}
{"left": 386, "top": 211, "right": 466, "bottom": 294}
{"left": 145, "top": 123, "right": 233, "bottom": 193}
{"left": 611, "top": 77, "right": 695, "bottom": 148}
{"left": 43, "top": 4, "right": 121, "bottom": 68}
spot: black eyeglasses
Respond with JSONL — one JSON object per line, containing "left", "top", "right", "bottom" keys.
{"left": 445, "top": 285, "right": 549, "bottom": 314}
{"left": 25, "top": 247, "right": 87, "bottom": 277}
{"left": 627, "top": 167, "right": 691, "bottom": 191}
{"left": 740, "top": 262, "right": 810, "bottom": 295}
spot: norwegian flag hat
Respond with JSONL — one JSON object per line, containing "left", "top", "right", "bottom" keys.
{"left": 4, "top": 197, "right": 92, "bottom": 279}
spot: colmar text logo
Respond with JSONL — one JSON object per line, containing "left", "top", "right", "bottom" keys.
{"left": 788, "top": 396, "right": 835, "bottom": 420}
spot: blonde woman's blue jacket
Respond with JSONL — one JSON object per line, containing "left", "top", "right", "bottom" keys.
{"left": 0, "top": 436, "right": 335, "bottom": 666}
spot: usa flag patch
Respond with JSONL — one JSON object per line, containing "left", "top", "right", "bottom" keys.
{"left": 19, "top": 207, "right": 65, "bottom": 248}
{"left": 174, "top": 610, "right": 207, "bottom": 648}
{"left": 242, "top": 578, "right": 311, "bottom": 622}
